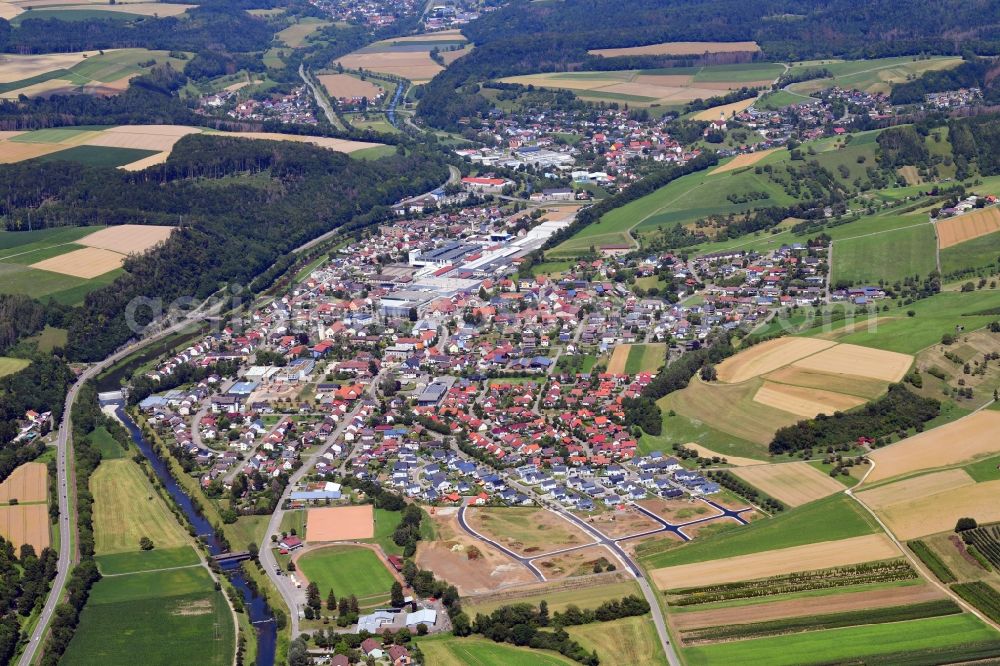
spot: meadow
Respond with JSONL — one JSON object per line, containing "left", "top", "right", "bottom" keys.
{"left": 566, "top": 615, "right": 664, "bottom": 666}
{"left": 624, "top": 343, "right": 665, "bottom": 374}
{"left": 0, "top": 357, "right": 29, "bottom": 378}
{"left": 831, "top": 222, "right": 937, "bottom": 285}
{"left": 785, "top": 56, "right": 964, "bottom": 95}
{"left": 295, "top": 545, "right": 396, "bottom": 603}
{"left": 462, "top": 579, "right": 640, "bottom": 616}
{"left": 941, "top": 230, "right": 1000, "bottom": 276}
{"left": 417, "top": 635, "right": 576, "bottom": 666}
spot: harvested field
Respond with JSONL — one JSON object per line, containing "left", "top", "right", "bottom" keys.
{"left": 0, "top": 139, "right": 68, "bottom": 162}
{"left": 639, "top": 497, "right": 721, "bottom": 525}
{"left": 871, "top": 480, "right": 1000, "bottom": 540}
{"left": 791, "top": 343, "right": 912, "bottom": 382}
{"left": 119, "top": 151, "right": 168, "bottom": 171}
{"left": 753, "top": 381, "right": 865, "bottom": 418}
{"left": 858, "top": 469, "right": 976, "bottom": 510}
{"left": 305, "top": 505, "right": 374, "bottom": 541}
{"left": 607, "top": 344, "right": 631, "bottom": 374}
{"left": 47, "top": 2, "right": 191, "bottom": 14}
{"left": 936, "top": 206, "right": 1000, "bottom": 249}
{"left": 213, "top": 131, "right": 381, "bottom": 154}
{"left": 684, "top": 443, "right": 766, "bottom": 466}
{"left": 317, "top": 73, "right": 383, "bottom": 100}
{"left": 575, "top": 506, "right": 661, "bottom": 540}
{"left": 30, "top": 246, "right": 123, "bottom": 278}
{"left": 499, "top": 70, "right": 751, "bottom": 106}
{"left": 465, "top": 506, "right": 591, "bottom": 557}
{"left": 0, "top": 462, "right": 46, "bottom": 503}
{"left": 81, "top": 124, "right": 201, "bottom": 151}
{"left": 762, "top": 365, "right": 888, "bottom": 400}
{"left": 0, "top": 1, "right": 22, "bottom": 19}
{"left": 710, "top": 148, "right": 780, "bottom": 175}
{"left": 650, "top": 533, "right": 900, "bottom": 589}
{"left": 733, "top": 462, "right": 846, "bottom": 507}
{"left": 534, "top": 544, "right": 618, "bottom": 579}
{"left": 0, "top": 504, "right": 48, "bottom": 551}
{"left": 78, "top": 224, "right": 173, "bottom": 254}
{"left": 385, "top": 30, "right": 465, "bottom": 43}
{"left": 0, "top": 50, "right": 97, "bottom": 82}
{"left": 671, "top": 583, "right": 946, "bottom": 631}
{"left": 691, "top": 96, "right": 758, "bottom": 121}
{"left": 715, "top": 338, "right": 835, "bottom": 383}
{"left": 440, "top": 46, "right": 473, "bottom": 66}
{"left": 589, "top": 41, "right": 760, "bottom": 57}
{"left": 335, "top": 51, "right": 441, "bottom": 83}
{"left": 864, "top": 411, "right": 1000, "bottom": 484}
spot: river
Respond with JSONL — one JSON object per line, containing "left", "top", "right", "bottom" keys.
{"left": 112, "top": 402, "right": 278, "bottom": 665}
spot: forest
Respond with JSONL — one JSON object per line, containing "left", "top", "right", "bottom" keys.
{"left": 0, "top": 536, "right": 58, "bottom": 665}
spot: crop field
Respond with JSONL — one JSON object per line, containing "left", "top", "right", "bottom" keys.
{"left": 761, "top": 366, "right": 890, "bottom": 400}
{"left": 606, "top": 344, "right": 631, "bottom": 374}
{"left": 869, "top": 480, "right": 1000, "bottom": 540}
{"left": 418, "top": 635, "right": 576, "bottom": 666}
{"left": 752, "top": 381, "right": 865, "bottom": 418}
{"left": 96, "top": 545, "right": 200, "bottom": 576}
{"left": 789, "top": 343, "right": 912, "bottom": 382}
{"left": 832, "top": 221, "right": 937, "bottom": 285}
{"left": 937, "top": 206, "right": 1000, "bottom": 249}
{"left": 318, "top": 73, "right": 383, "bottom": 99}
{"left": 709, "top": 148, "right": 780, "bottom": 174}
{"left": 35, "top": 144, "right": 160, "bottom": 167}
{"left": 0, "top": 462, "right": 46, "bottom": 503}
{"left": 952, "top": 582, "right": 1000, "bottom": 624}
{"left": 651, "top": 533, "right": 899, "bottom": 589}
{"left": 295, "top": 545, "right": 395, "bottom": 603}
{"left": 305, "top": 504, "right": 374, "bottom": 541}
{"left": 465, "top": 506, "right": 591, "bottom": 556}
{"left": 30, "top": 246, "right": 126, "bottom": 278}
{"left": 335, "top": 45, "right": 445, "bottom": 83}
{"left": 463, "top": 579, "right": 639, "bottom": 616}
{"left": 859, "top": 469, "right": 975, "bottom": 510}
{"left": 64, "top": 566, "right": 234, "bottom": 665}
{"left": 588, "top": 41, "right": 760, "bottom": 57}
{"left": 77, "top": 223, "right": 173, "bottom": 254}
{"left": 624, "top": 343, "right": 666, "bottom": 374}
{"left": 567, "top": 615, "right": 663, "bottom": 666}
{"left": 716, "top": 338, "right": 834, "bottom": 383}
{"left": 732, "top": 462, "right": 846, "bottom": 507}
{"left": 0, "top": 503, "right": 48, "bottom": 551}
{"left": 864, "top": 411, "right": 1000, "bottom": 484}
{"left": 786, "top": 56, "right": 964, "bottom": 95}
{"left": 0, "top": 357, "right": 30, "bottom": 378}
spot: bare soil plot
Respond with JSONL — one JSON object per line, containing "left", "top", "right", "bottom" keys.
{"left": 335, "top": 51, "right": 442, "bottom": 83}
{"left": 0, "top": 504, "right": 49, "bottom": 551}
{"left": 575, "top": 506, "right": 661, "bottom": 539}
{"left": 81, "top": 124, "right": 201, "bottom": 151}
{"left": 762, "top": 366, "right": 888, "bottom": 400}
{"left": 620, "top": 530, "right": 683, "bottom": 557}
{"left": 691, "top": 96, "right": 758, "bottom": 121}
{"left": 864, "top": 411, "right": 1000, "bottom": 484}
{"left": 30, "top": 246, "right": 123, "bottom": 278}
{"left": 78, "top": 224, "right": 173, "bottom": 255}
{"left": 790, "top": 343, "right": 912, "bottom": 382}
{"left": 318, "top": 73, "right": 383, "bottom": 99}
{"left": 650, "top": 533, "right": 900, "bottom": 589}
{"left": 304, "top": 504, "right": 374, "bottom": 541}
{"left": 534, "top": 544, "right": 618, "bottom": 579}
{"left": 0, "top": 462, "right": 46, "bottom": 504}
{"left": 607, "top": 344, "right": 631, "bottom": 374}
{"left": 753, "top": 381, "right": 866, "bottom": 418}
{"left": 711, "top": 148, "right": 780, "bottom": 175}
{"left": 677, "top": 516, "right": 743, "bottom": 540}
{"left": 465, "top": 506, "right": 591, "bottom": 557}
{"left": 0, "top": 50, "right": 98, "bottom": 82}
{"left": 589, "top": 41, "right": 760, "bottom": 57}
{"left": 936, "top": 206, "right": 1000, "bottom": 249}
{"left": 684, "top": 443, "right": 766, "bottom": 466}
{"left": 671, "top": 583, "right": 946, "bottom": 631}
{"left": 733, "top": 462, "right": 846, "bottom": 507}
{"left": 858, "top": 469, "right": 976, "bottom": 511}
{"left": 214, "top": 131, "right": 381, "bottom": 154}
{"left": 638, "top": 497, "right": 721, "bottom": 524}
{"left": 875, "top": 480, "right": 1000, "bottom": 540}
{"left": 0, "top": 140, "right": 66, "bottom": 162}
{"left": 715, "top": 338, "right": 835, "bottom": 383}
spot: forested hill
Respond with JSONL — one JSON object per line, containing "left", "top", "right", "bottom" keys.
{"left": 0, "top": 136, "right": 448, "bottom": 361}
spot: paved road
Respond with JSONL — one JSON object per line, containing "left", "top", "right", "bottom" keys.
{"left": 20, "top": 297, "right": 222, "bottom": 665}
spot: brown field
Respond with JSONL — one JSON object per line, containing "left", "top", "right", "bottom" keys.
{"left": 440, "top": 46, "right": 474, "bottom": 66}
{"left": 304, "top": 504, "right": 374, "bottom": 541}
{"left": 733, "top": 462, "right": 846, "bottom": 507}
{"left": 534, "top": 544, "right": 618, "bottom": 579}
{"left": 0, "top": 463, "right": 46, "bottom": 504}
{"left": 753, "top": 381, "right": 866, "bottom": 418}
{"left": 650, "top": 533, "right": 900, "bottom": 589}
{"left": 0, "top": 504, "right": 49, "bottom": 552}
{"left": 683, "top": 443, "right": 766, "bottom": 466}
{"left": 119, "top": 151, "right": 169, "bottom": 171}
{"left": 31, "top": 246, "right": 124, "bottom": 278}
{"left": 638, "top": 497, "right": 721, "bottom": 525}
{"left": 936, "top": 206, "right": 1000, "bottom": 249}
{"left": 576, "top": 506, "right": 662, "bottom": 539}
{"left": 898, "top": 165, "right": 922, "bottom": 187}
{"left": 51, "top": 2, "right": 192, "bottom": 14}
{"left": 0, "top": 1, "right": 22, "bottom": 19}
{"left": 335, "top": 51, "right": 442, "bottom": 83}
{"left": 0, "top": 51, "right": 99, "bottom": 83}
{"left": 82, "top": 124, "right": 201, "bottom": 151}
{"left": 790, "top": 343, "right": 912, "bottom": 382}
{"left": 864, "top": 411, "right": 1000, "bottom": 484}
{"left": 710, "top": 148, "right": 780, "bottom": 175}
{"left": 857, "top": 469, "right": 976, "bottom": 511}
{"left": 415, "top": 508, "right": 536, "bottom": 595}
{"left": 82, "top": 75, "right": 133, "bottom": 95}
{"left": 385, "top": 30, "right": 465, "bottom": 43}
{"left": 0, "top": 140, "right": 67, "bottom": 163}
{"left": 78, "top": 224, "right": 173, "bottom": 255}
{"left": 214, "top": 131, "right": 381, "bottom": 154}
{"left": 318, "top": 73, "right": 383, "bottom": 100}
{"left": 465, "top": 506, "right": 592, "bottom": 557}
{"left": 607, "top": 344, "right": 631, "bottom": 374}
{"left": 589, "top": 41, "right": 760, "bottom": 57}
{"left": 874, "top": 480, "right": 1000, "bottom": 540}
{"left": 671, "top": 583, "right": 946, "bottom": 632}
{"left": 715, "top": 338, "right": 835, "bottom": 383}
{"left": 762, "top": 365, "right": 889, "bottom": 400}
{"left": 691, "top": 96, "right": 759, "bottom": 121}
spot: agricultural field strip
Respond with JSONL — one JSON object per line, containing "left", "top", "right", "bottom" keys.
{"left": 862, "top": 480, "right": 1000, "bottom": 540}
{"left": 732, "top": 462, "right": 847, "bottom": 507}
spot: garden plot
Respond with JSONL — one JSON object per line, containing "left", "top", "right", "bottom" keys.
{"left": 733, "top": 462, "right": 846, "bottom": 507}
{"left": 936, "top": 206, "right": 1000, "bottom": 249}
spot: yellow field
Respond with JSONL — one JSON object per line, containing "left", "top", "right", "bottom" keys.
{"left": 47, "top": 2, "right": 191, "bottom": 14}
{"left": 684, "top": 443, "right": 766, "bottom": 466}
{"left": 318, "top": 73, "right": 384, "bottom": 99}
{"left": 31, "top": 246, "right": 124, "bottom": 278}
{"left": 790, "top": 343, "right": 912, "bottom": 382}
{"left": 440, "top": 45, "right": 474, "bottom": 66}
{"left": 0, "top": 140, "right": 66, "bottom": 163}
{"left": 214, "top": 131, "right": 381, "bottom": 153}
{"left": 0, "top": 462, "right": 47, "bottom": 504}
{"left": 0, "top": 51, "right": 100, "bottom": 83}
{"left": 762, "top": 366, "right": 889, "bottom": 400}
{"left": 499, "top": 70, "right": 753, "bottom": 106}
{"left": 710, "top": 148, "right": 780, "bottom": 174}
{"left": 567, "top": 615, "right": 663, "bottom": 666}
{"left": 873, "top": 480, "right": 1000, "bottom": 540}
{"left": 588, "top": 41, "right": 760, "bottom": 57}
{"left": 936, "top": 206, "right": 1000, "bottom": 249}
{"left": 716, "top": 338, "right": 835, "bottom": 383}
{"left": 91, "top": 459, "right": 190, "bottom": 554}
{"left": 0, "top": 504, "right": 49, "bottom": 552}
{"left": 119, "top": 152, "right": 169, "bottom": 171}
{"left": 82, "top": 124, "right": 202, "bottom": 151}
{"left": 78, "top": 224, "right": 173, "bottom": 254}
{"left": 335, "top": 51, "right": 442, "bottom": 83}
{"left": 607, "top": 344, "right": 631, "bottom": 374}
{"left": 733, "top": 462, "right": 846, "bottom": 507}
{"left": 753, "top": 381, "right": 866, "bottom": 418}
{"left": 0, "top": 1, "right": 22, "bottom": 19}
{"left": 650, "top": 533, "right": 900, "bottom": 589}
{"left": 385, "top": 29, "right": 465, "bottom": 43}
{"left": 864, "top": 411, "right": 1000, "bottom": 484}
{"left": 857, "top": 469, "right": 975, "bottom": 511}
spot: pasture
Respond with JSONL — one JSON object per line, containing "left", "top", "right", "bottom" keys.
{"left": 785, "top": 56, "right": 964, "bottom": 96}
{"left": 0, "top": 503, "right": 49, "bottom": 551}
{"left": 91, "top": 459, "right": 190, "bottom": 555}
{"left": 418, "top": 635, "right": 576, "bottom": 666}
{"left": 465, "top": 506, "right": 591, "bottom": 556}
{"left": 732, "top": 462, "right": 846, "bottom": 507}
{"left": 0, "top": 462, "right": 46, "bottom": 503}
{"left": 588, "top": 41, "right": 760, "bottom": 57}
{"left": 295, "top": 545, "right": 395, "bottom": 604}
{"left": 0, "top": 357, "right": 30, "bottom": 378}
{"left": 305, "top": 504, "right": 374, "bottom": 541}
{"left": 567, "top": 615, "right": 663, "bottom": 666}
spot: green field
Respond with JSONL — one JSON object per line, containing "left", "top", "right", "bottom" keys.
{"left": 624, "top": 343, "right": 666, "bottom": 374}
{"left": 95, "top": 545, "right": 201, "bottom": 576}
{"left": 941, "top": 230, "right": 1000, "bottom": 276}
{"left": 88, "top": 425, "right": 125, "bottom": 460}
{"left": 786, "top": 56, "right": 964, "bottom": 95}
{"left": 417, "top": 635, "right": 577, "bottom": 666}
{"left": 0, "top": 357, "right": 30, "bottom": 378}
{"left": 274, "top": 17, "right": 330, "bottom": 48}
{"left": 28, "top": 325, "right": 68, "bottom": 352}
{"left": 351, "top": 144, "right": 397, "bottom": 160}
{"left": 35, "top": 145, "right": 160, "bottom": 167}
{"left": 566, "top": 615, "right": 665, "bottom": 666}
{"left": 296, "top": 545, "right": 396, "bottom": 603}
{"left": 0, "top": 49, "right": 189, "bottom": 96}
{"left": 692, "top": 62, "right": 785, "bottom": 83}
{"left": 0, "top": 226, "right": 102, "bottom": 254}
{"left": 832, "top": 222, "right": 937, "bottom": 285}
{"left": 463, "top": 580, "right": 641, "bottom": 616}
{"left": 964, "top": 455, "right": 1000, "bottom": 483}
{"left": 11, "top": 8, "right": 146, "bottom": 23}
{"left": 639, "top": 495, "right": 880, "bottom": 568}
{"left": 683, "top": 613, "right": 1000, "bottom": 666}
{"left": 639, "top": 409, "right": 767, "bottom": 460}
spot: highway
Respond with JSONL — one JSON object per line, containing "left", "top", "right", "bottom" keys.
{"left": 19, "top": 297, "right": 222, "bottom": 666}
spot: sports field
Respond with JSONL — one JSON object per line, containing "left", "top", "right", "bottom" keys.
{"left": 295, "top": 545, "right": 395, "bottom": 604}
{"left": 305, "top": 504, "right": 374, "bottom": 541}
{"left": 589, "top": 41, "right": 760, "bottom": 57}
{"left": 567, "top": 615, "right": 664, "bottom": 666}
{"left": 418, "top": 636, "right": 576, "bottom": 666}
{"left": 733, "top": 462, "right": 846, "bottom": 507}
{"left": 0, "top": 462, "right": 46, "bottom": 503}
